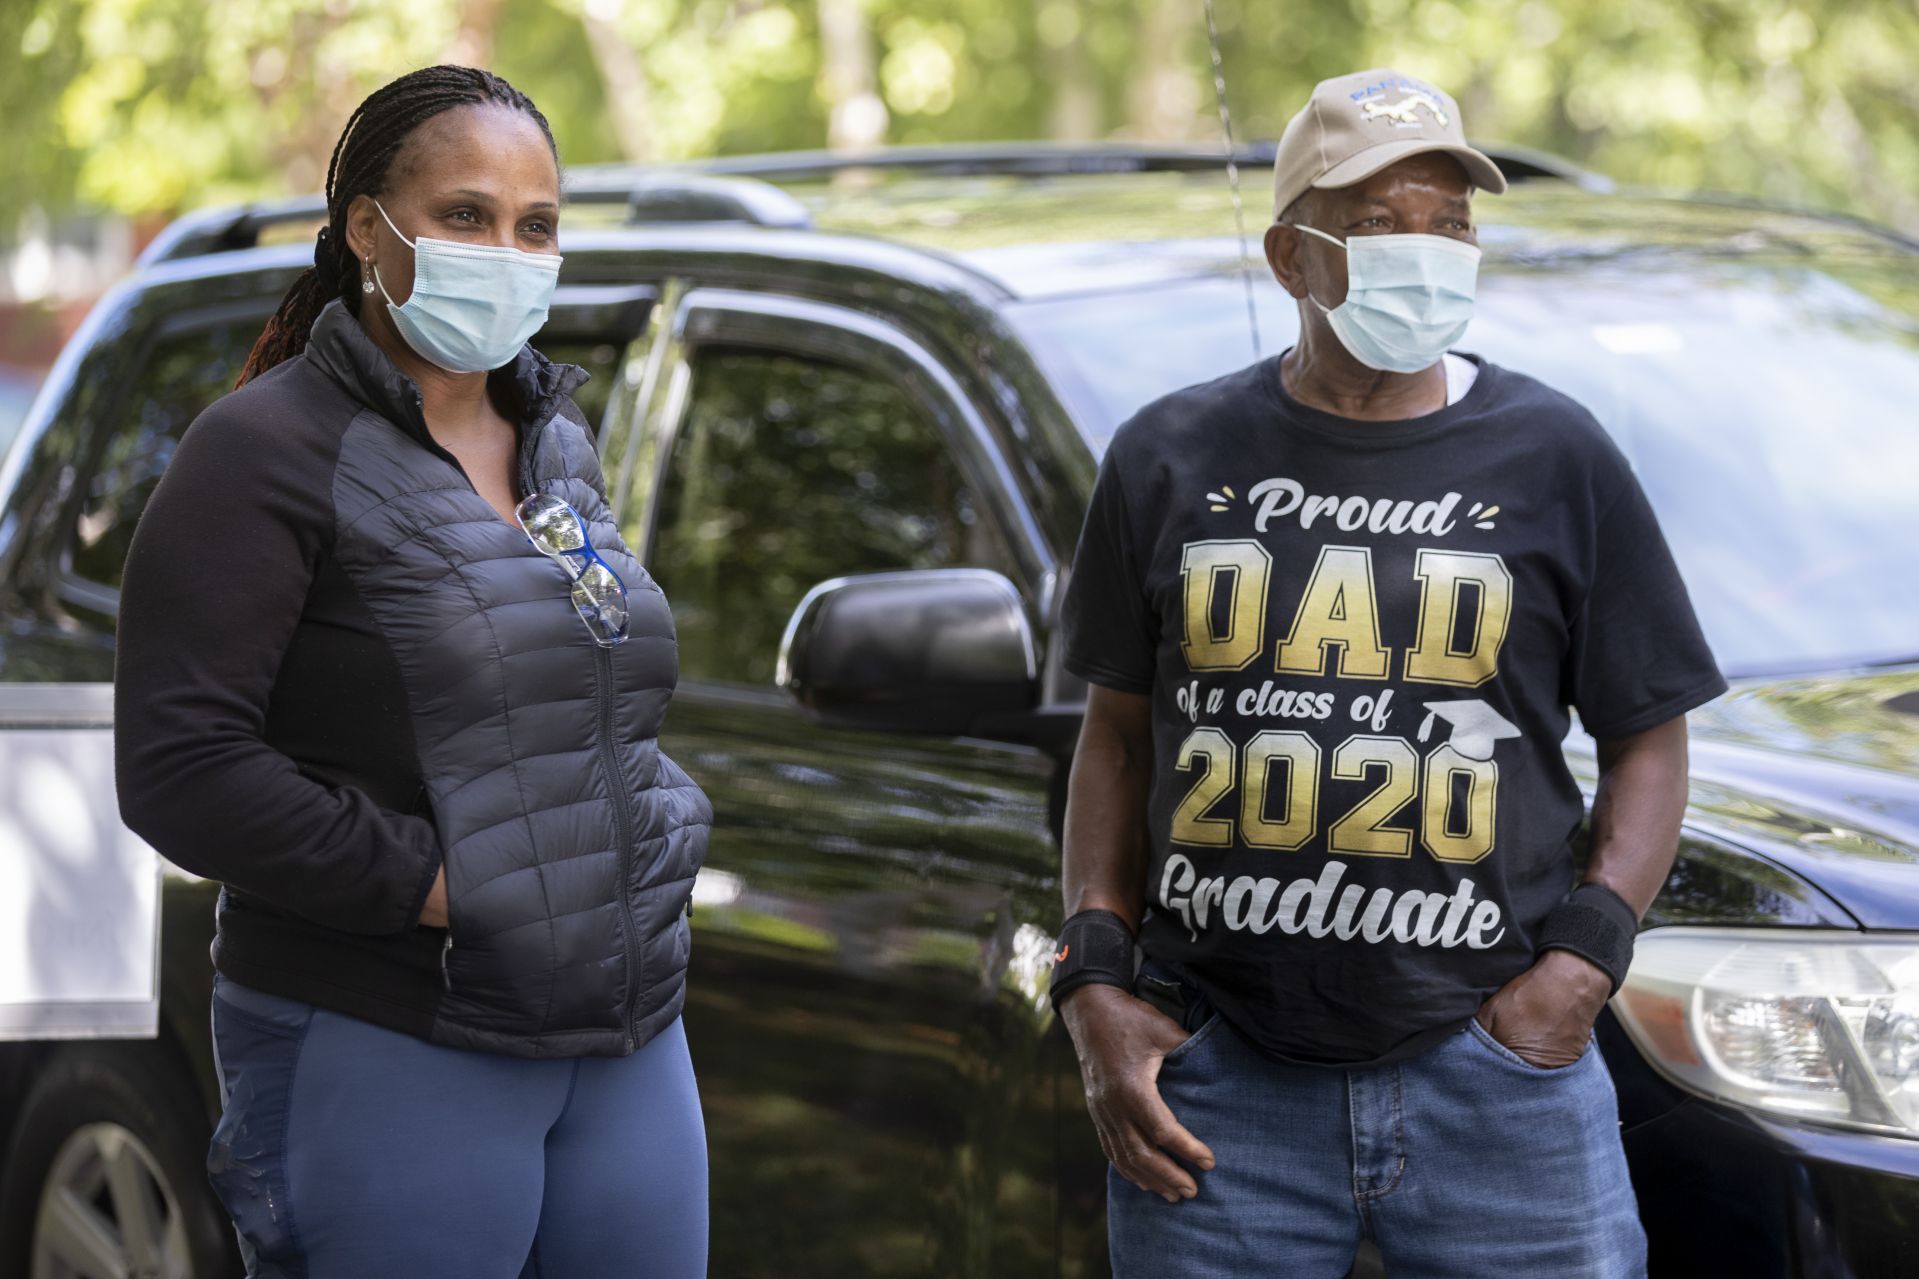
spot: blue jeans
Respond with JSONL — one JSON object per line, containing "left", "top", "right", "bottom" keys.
{"left": 1109, "top": 959, "right": 1647, "bottom": 1278}
{"left": 206, "top": 972, "right": 708, "bottom": 1278}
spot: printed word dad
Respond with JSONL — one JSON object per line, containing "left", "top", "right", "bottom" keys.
{"left": 1159, "top": 853, "right": 1506, "bottom": 950}
{"left": 1180, "top": 542, "right": 1511, "bottom": 685}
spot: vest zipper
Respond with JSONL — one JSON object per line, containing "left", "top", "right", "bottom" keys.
{"left": 594, "top": 645, "right": 640, "bottom": 1051}
{"left": 412, "top": 404, "right": 574, "bottom": 1018}
{"left": 511, "top": 434, "right": 635, "bottom": 1049}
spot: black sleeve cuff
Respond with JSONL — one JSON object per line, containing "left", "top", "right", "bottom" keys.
{"left": 1578, "top": 671, "right": 1729, "bottom": 740}
{"left": 1061, "top": 651, "right": 1155, "bottom": 695}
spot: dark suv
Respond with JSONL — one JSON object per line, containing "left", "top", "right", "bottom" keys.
{"left": 3, "top": 143, "right": 1918, "bottom": 1279}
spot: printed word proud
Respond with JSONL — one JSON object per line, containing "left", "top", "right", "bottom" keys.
{"left": 1248, "top": 477, "right": 1464, "bottom": 536}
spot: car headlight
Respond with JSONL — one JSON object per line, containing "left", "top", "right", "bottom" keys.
{"left": 1613, "top": 927, "right": 1919, "bottom": 1138}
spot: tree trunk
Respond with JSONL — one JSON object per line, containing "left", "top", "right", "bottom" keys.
{"left": 1045, "top": 5, "right": 1100, "bottom": 141}
{"left": 1125, "top": 0, "right": 1198, "bottom": 142}
{"left": 818, "top": 0, "right": 887, "bottom": 152}
{"left": 448, "top": 0, "right": 505, "bottom": 68}
{"left": 580, "top": 6, "right": 657, "bottom": 164}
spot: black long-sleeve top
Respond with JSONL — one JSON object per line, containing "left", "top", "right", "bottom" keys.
{"left": 112, "top": 334, "right": 540, "bottom": 1033}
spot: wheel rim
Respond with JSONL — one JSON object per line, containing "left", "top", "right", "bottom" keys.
{"left": 31, "top": 1121, "right": 195, "bottom": 1279}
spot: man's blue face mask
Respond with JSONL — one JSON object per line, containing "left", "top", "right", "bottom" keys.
{"left": 1296, "top": 224, "right": 1482, "bottom": 375}
{"left": 371, "top": 198, "right": 562, "bottom": 374}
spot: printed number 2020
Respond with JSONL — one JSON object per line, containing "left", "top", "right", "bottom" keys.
{"left": 1169, "top": 727, "right": 1497, "bottom": 864}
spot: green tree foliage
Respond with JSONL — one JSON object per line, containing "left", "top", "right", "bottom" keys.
{"left": 3, "top": 0, "right": 1917, "bottom": 233}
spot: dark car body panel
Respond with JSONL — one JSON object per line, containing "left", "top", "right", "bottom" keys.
{"left": 1682, "top": 670, "right": 1919, "bottom": 930}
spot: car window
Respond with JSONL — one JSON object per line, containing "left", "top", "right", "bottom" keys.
{"left": 1008, "top": 275, "right": 1292, "bottom": 437}
{"left": 68, "top": 316, "right": 265, "bottom": 590}
{"left": 648, "top": 345, "right": 1017, "bottom": 686}
{"left": 64, "top": 318, "right": 626, "bottom": 593}
{"left": 0, "top": 374, "right": 38, "bottom": 459}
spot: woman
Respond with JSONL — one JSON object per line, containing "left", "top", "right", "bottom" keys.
{"left": 112, "top": 65, "right": 713, "bottom": 1277}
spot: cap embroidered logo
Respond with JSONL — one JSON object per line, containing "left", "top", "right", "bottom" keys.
{"left": 1359, "top": 90, "right": 1451, "bottom": 128}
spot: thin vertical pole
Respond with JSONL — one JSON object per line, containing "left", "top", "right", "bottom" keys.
{"left": 1203, "top": 0, "right": 1262, "bottom": 360}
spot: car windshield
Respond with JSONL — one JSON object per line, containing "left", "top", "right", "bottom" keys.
{"left": 1008, "top": 259, "right": 1919, "bottom": 679}
{"left": 0, "top": 376, "right": 37, "bottom": 460}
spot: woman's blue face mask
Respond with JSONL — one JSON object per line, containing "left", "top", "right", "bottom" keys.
{"left": 1296, "top": 223, "right": 1481, "bottom": 374}
{"left": 371, "top": 198, "right": 562, "bottom": 374}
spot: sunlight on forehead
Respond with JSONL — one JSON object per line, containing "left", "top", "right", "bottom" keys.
{"left": 391, "top": 104, "right": 559, "bottom": 203}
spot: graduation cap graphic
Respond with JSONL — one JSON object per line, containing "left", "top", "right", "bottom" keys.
{"left": 1416, "top": 699, "right": 1521, "bottom": 761}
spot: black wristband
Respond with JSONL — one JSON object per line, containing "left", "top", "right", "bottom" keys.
{"left": 1048, "top": 909, "right": 1138, "bottom": 1008}
{"left": 1537, "top": 882, "right": 1639, "bottom": 997}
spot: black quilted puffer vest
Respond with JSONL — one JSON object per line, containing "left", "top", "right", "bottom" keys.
{"left": 306, "top": 298, "right": 712, "bottom": 1058}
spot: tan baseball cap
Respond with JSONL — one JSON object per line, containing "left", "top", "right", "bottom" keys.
{"left": 1271, "top": 68, "right": 1507, "bottom": 220}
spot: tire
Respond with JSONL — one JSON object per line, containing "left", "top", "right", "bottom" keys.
{"left": 0, "top": 1040, "right": 241, "bottom": 1279}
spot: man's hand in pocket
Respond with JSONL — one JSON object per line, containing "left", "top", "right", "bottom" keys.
{"left": 1474, "top": 948, "right": 1611, "bottom": 1069}
{"left": 1061, "top": 984, "right": 1216, "bottom": 1202}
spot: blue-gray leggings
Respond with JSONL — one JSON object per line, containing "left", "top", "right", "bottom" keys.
{"left": 206, "top": 971, "right": 707, "bottom": 1278}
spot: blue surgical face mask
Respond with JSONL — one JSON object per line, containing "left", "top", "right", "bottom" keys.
{"left": 371, "top": 199, "right": 562, "bottom": 374}
{"left": 1296, "top": 224, "right": 1481, "bottom": 374}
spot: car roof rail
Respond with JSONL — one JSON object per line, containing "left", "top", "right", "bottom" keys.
{"left": 607, "top": 170, "right": 813, "bottom": 229}
{"left": 686, "top": 139, "right": 1612, "bottom": 192}
{"left": 695, "top": 141, "right": 1284, "bottom": 179}
{"left": 1467, "top": 142, "right": 1614, "bottom": 193}
{"left": 135, "top": 171, "right": 814, "bottom": 269}
{"left": 135, "top": 141, "right": 1604, "bottom": 269}
{"left": 134, "top": 196, "right": 330, "bottom": 270}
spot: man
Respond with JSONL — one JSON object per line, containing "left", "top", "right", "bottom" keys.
{"left": 1050, "top": 68, "right": 1727, "bottom": 1278}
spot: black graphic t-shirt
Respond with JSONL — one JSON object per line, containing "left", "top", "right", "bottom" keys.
{"left": 1059, "top": 348, "right": 1728, "bottom": 1068}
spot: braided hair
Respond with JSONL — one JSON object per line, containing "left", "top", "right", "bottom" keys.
{"left": 235, "top": 65, "right": 559, "bottom": 387}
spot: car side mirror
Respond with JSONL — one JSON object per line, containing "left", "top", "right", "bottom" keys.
{"left": 775, "top": 569, "right": 1038, "bottom": 736}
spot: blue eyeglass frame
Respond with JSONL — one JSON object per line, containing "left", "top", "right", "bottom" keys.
{"left": 515, "top": 495, "right": 631, "bottom": 647}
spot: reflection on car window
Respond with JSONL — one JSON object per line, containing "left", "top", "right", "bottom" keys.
{"left": 69, "top": 322, "right": 623, "bottom": 593}
{"left": 650, "top": 346, "right": 1016, "bottom": 686}
{"left": 531, "top": 338, "right": 619, "bottom": 435}
{"left": 0, "top": 375, "right": 38, "bottom": 460}
{"left": 1008, "top": 276, "right": 1294, "bottom": 439}
{"left": 1010, "top": 268, "right": 1919, "bottom": 677}
{"left": 69, "top": 318, "right": 262, "bottom": 590}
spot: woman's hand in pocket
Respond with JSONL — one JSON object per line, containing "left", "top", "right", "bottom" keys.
{"left": 417, "top": 865, "right": 449, "bottom": 929}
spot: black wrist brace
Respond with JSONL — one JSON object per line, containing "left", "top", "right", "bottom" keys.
{"left": 1537, "top": 881, "right": 1640, "bottom": 997}
{"left": 1048, "top": 909, "right": 1138, "bottom": 1008}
